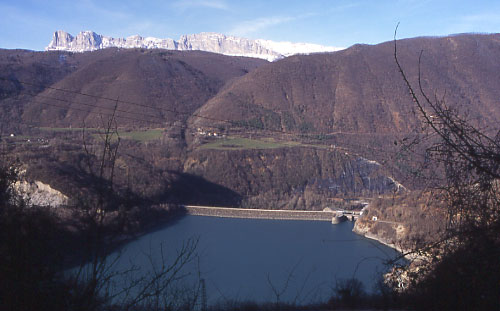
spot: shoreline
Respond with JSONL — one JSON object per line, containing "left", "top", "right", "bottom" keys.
{"left": 362, "top": 232, "right": 404, "bottom": 254}
{"left": 181, "top": 205, "right": 406, "bottom": 254}
{"left": 351, "top": 206, "right": 404, "bottom": 254}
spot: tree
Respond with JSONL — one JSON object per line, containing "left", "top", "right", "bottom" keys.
{"left": 0, "top": 163, "right": 71, "bottom": 311}
{"left": 0, "top": 105, "right": 201, "bottom": 311}
{"left": 392, "top": 26, "right": 500, "bottom": 310}
{"left": 332, "top": 277, "right": 366, "bottom": 308}
{"left": 67, "top": 105, "right": 201, "bottom": 310}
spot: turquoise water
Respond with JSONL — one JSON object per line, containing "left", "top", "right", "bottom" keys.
{"left": 111, "top": 215, "right": 398, "bottom": 304}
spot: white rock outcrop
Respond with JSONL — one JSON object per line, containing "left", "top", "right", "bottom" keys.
{"left": 46, "top": 31, "right": 343, "bottom": 61}
{"left": 14, "top": 180, "right": 68, "bottom": 207}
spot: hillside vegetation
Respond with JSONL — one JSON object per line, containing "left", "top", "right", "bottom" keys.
{"left": 191, "top": 33, "right": 500, "bottom": 135}
{"left": 2, "top": 33, "right": 500, "bottom": 239}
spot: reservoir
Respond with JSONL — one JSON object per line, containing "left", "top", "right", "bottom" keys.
{"left": 112, "top": 215, "right": 399, "bottom": 305}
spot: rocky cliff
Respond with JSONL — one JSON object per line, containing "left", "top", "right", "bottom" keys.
{"left": 45, "top": 30, "right": 341, "bottom": 61}
{"left": 14, "top": 179, "right": 68, "bottom": 207}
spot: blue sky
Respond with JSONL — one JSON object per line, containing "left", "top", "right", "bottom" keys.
{"left": 1, "top": 0, "right": 500, "bottom": 50}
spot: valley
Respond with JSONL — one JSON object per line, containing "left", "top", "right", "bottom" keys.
{"left": 0, "top": 34, "right": 500, "bottom": 308}
{"left": 3, "top": 32, "right": 500, "bottom": 250}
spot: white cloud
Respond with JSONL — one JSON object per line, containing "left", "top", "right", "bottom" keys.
{"left": 172, "top": 0, "right": 229, "bottom": 11}
{"left": 230, "top": 16, "right": 295, "bottom": 37}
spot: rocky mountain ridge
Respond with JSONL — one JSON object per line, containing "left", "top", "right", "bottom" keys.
{"left": 45, "top": 30, "right": 342, "bottom": 61}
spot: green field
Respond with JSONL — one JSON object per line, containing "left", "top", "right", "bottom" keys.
{"left": 118, "top": 129, "right": 164, "bottom": 141}
{"left": 199, "top": 137, "right": 304, "bottom": 150}
{"left": 38, "top": 127, "right": 164, "bottom": 142}
{"left": 38, "top": 127, "right": 91, "bottom": 132}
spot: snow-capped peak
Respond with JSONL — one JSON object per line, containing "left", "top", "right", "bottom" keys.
{"left": 256, "top": 39, "right": 342, "bottom": 57}
{"left": 46, "top": 30, "right": 344, "bottom": 61}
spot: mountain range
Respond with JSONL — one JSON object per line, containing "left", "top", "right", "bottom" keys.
{"left": 5, "top": 33, "right": 500, "bottom": 155}
{"left": 3, "top": 32, "right": 500, "bottom": 213}
{"left": 4, "top": 31, "right": 500, "bottom": 265}
{"left": 45, "top": 30, "right": 343, "bottom": 61}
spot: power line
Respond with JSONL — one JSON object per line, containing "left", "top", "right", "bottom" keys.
{"left": 3, "top": 68, "right": 499, "bottom": 140}
{"left": 0, "top": 76, "right": 439, "bottom": 160}
{"left": 29, "top": 96, "right": 166, "bottom": 125}
{"left": 32, "top": 93, "right": 165, "bottom": 121}
{"left": 1, "top": 75, "right": 447, "bottom": 150}
{"left": 0, "top": 106, "right": 405, "bottom": 161}
{"left": 0, "top": 76, "right": 369, "bottom": 138}
{"left": 1, "top": 76, "right": 260, "bottom": 130}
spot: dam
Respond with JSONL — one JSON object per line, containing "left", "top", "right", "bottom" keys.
{"left": 182, "top": 205, "right": 361, "bottom": 222}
